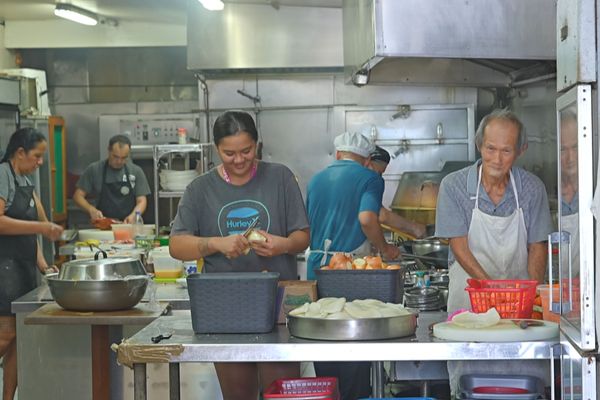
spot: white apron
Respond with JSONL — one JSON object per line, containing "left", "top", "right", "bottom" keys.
{"left": 306, "top": 238, "right": 372, "bottom": 268}
{"left": 447, "top": 167, "right": 548, "bottom": 395}
{"left": 447, "top": 167, "right": 529, "bottom": 313}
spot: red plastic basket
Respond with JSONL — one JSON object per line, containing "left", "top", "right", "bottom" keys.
{"left": 465, "top": 279, "right": 538, "bottom": 319}
{"left": 263, "top": 377, "right": 340, "bottom": 400}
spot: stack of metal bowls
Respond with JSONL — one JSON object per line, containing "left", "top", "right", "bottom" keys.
{"left": 47, "top": 251, "right": 149, "bottom": 311}
{"left": 404, "top": 286, "right": 440, "bottom": 311}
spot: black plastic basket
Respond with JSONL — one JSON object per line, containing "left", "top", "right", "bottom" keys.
{"left": 187, "top": 272, "right": 279, "bottom": 333}
{"left": 314, "top": 269, "right": 404, "bottom": 303}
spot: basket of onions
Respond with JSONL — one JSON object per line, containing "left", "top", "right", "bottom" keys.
{"left": 315, "top": 253, "right": 405, "bottom": 302}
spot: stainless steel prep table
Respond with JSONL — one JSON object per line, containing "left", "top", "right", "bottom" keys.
{"left": 12, "top": 282, "right": 190, "bottom": 400}
{"left": 117, "top": 312, "right": 558, "bottom": 399}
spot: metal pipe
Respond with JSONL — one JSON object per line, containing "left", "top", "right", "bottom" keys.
{"left": 511, "top": 73, "right": 557, "bottom": 88}
{"left": 371, "top": 361, "right": 385, "bottom": 397}
{"left": 133, "top": 363, "right": 147, "bottom": 400}
{"left": 169, "top": 363, "right": 181, "bottom": 400}
{"left": 195, "top": 74, "right": 212, "bottom": 169}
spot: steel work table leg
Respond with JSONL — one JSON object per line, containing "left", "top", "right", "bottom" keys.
{"left": 133, "top": 363, "right": 147, "bottom": 400}
{"left": 91, "top": 325, "right": 110, "bottom": 400}
{"left": 371, "top": 361, "right": 385, "bottom": 397}
{"left": 169, "top": 363, "right": 181, "bottom": 400}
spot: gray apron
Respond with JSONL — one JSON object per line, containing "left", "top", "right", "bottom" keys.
{"left": 0, "top": 162, "right": 38, "bottom": 315}
{"left": 97, "top": 161, "right": 136, "bottom": 221}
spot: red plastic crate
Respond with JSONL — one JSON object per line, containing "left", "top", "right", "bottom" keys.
{"left": 466, "top": 279, "right": 537, "bottom": 319}
{"left": 264, "top": 377, "right": 340, "bottom": 400}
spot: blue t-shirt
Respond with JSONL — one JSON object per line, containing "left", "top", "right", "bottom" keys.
{"left": 306, "top": 160, "right": 384, "bottom": 278}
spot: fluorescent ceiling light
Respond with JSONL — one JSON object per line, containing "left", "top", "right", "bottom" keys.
{"left": 199, "top": 0, "right": 224, "bottom": 11}
{"left": 54, "top": 4, "right": 98, "bottom": 26}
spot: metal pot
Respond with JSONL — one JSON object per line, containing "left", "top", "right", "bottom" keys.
{"left": 403, "top": 239, "right": 446, "bottom": 256}
{"left": 47, "top": 277, "right": 148, "bottom": 311}
{"left": 49, "top": 251, "right": 149, "bottom": 311}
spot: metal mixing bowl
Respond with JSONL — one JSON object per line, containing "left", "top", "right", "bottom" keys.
{"left": 50, "top": 252, "right": 149, "bottom": 311}
{"left": 47, "top": 276, "right": 148, "bottom": 311}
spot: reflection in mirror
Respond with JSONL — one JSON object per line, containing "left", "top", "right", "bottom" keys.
{"left": 559, "top": 107, "right": 580, "bottom": 321}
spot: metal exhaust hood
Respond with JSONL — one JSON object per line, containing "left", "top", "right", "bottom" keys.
{"left": 343, "top": 0, "right": 557, "bottom": 87}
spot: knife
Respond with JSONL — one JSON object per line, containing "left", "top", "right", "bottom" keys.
{"left": 241, "top": 216, "right": 260, "bottom": 238}
{"left": 512, "top": 320, "right": 545, "bottom": 329}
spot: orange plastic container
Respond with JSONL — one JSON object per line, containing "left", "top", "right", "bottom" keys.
{"left": 538, "top": 284, "right": 560, "bottom": 323}
{"left": 466, "top": 279, "right": 537, "bottom": 319}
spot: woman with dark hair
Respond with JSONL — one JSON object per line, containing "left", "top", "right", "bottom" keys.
{"left": 0, "top": 127, "right": 63, "bottom": 399}
{"left": 170, "top": 111, "right": 310, "bottom": 399}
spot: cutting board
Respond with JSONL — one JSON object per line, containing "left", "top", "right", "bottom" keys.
{"left": 433, "top": 319, "right": 558, "bottom": 342}
{"left": 25, "top": 302, "right": 169, "bottom": 326}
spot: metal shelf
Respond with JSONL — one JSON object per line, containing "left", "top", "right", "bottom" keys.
{"left": 153, "top": 143, "right": 210, "bottom": 234}
{"left": 158, "top": 191, "right": 185, "bottom": 198}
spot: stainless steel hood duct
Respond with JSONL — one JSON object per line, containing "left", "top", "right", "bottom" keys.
{"left": 343, "top": 0, "right": 557, "bottom": 87}
{"left": 187, "top": 2, "right": 344, "bottom": 75}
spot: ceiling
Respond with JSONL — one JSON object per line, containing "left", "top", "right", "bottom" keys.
{"left": 0, "top": 0, "right": 342, "bottom": 24}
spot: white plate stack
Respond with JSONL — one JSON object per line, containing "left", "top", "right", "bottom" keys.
{"left": 159, "top": 169, "right": 199, "bottom": 192}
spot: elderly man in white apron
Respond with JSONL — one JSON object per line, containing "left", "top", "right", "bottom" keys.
{"left": 435, "top": 109, "right": 553, "bottom": 396}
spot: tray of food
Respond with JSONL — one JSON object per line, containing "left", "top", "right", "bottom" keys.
{"left": 287, "top": 297, "right": 417, "bottom": 341}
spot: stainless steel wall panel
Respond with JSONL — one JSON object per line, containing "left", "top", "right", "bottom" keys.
{"left": 187, "top": 3, "right": 343, "bottom": 70}
{"left": 343, "top": 104, "right": 475, "bottom": 208}
{"left": 556, "top": 0, "right": 596, "bottom": 92}
{"left": 54, "top": 103, "right": 137, "bottom": 174}
{"left": 259, "top": 108, "right": 333, "bottom": 199}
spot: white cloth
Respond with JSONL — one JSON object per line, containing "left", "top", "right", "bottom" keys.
{"left": 334, "top": 132, "right": 374, "bottom": 158}
{"left": 447, "top": 167, "right": 548, "bottom": 395}
{"left": 447, "top": 167, "right": 529, "bottom": 312}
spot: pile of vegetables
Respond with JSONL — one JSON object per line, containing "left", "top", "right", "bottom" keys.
{"left": 321, "top": 253, "right": 401, "bottom": 271}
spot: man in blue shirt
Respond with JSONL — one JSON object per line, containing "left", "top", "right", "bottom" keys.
{"left": 306, "top": 131, "right": 400, "bottom": 399}
{"left": 306, "top": 132, "right": 400, "bottom": 278}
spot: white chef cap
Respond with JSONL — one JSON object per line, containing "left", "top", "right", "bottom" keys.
{"left": 334, "top": 131, "right": 375, "bottom": 158}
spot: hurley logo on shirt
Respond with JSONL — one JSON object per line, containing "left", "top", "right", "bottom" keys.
{"left": 218, "top": 200, "right": 270, "bottom": 236}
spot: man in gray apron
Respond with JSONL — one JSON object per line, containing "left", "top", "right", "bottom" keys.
{"left": 73, "top": 135, "right": 150, "bottom": 223}
{"left": 435, "top": 109, "right": 553, "bottom": 395}
{"left": 306, "top": 131, "right": 400, "bottom": 399}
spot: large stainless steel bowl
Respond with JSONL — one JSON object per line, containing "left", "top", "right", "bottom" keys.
{"left": 47, "top": 277, "right": 148, "bottom": 311}
{"left": 287, "top": 311, "right": 418, "bottom": 341}
{"left": 50, "top": 252, "right": 149, "bottom": 311}
{"left": 58, "top": 255, "right": 147, "bottom": 280}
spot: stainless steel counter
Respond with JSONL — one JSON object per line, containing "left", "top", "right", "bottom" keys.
{"left": 121, "top": 312, "right": 555, "bottom": 362}
{"left": 118, "top": 312, "right": 557, "bottom": 399}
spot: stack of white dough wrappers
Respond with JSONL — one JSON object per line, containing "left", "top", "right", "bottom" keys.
{"left": 289, "top": 297, "right": 411, "bottom": 319}
{"left": 450, "top": 308, "right": 501, "bottom": 328}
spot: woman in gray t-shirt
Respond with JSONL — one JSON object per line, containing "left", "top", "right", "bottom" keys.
{"left": 170, "top": 110, "right": 309, "bottom": 399}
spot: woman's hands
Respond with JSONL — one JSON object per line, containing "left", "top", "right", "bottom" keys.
{"left": 38, "top": 265, "right": 59, "bottom": 274}
{"left": 40, "top": 222, "right": 64, "bottom": 241}
{"left": 248, "top": 230, "right": 288, "bottom": 258}
{"left": 214, "top": 230, "right": 289, "bottom": 259}
{"left": 214, "top": 235, "right": 251, "bottom": 259}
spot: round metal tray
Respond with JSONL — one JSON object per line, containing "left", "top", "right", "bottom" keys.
{"left": 287, "top": 311, "right": 418, "bottom": 341}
